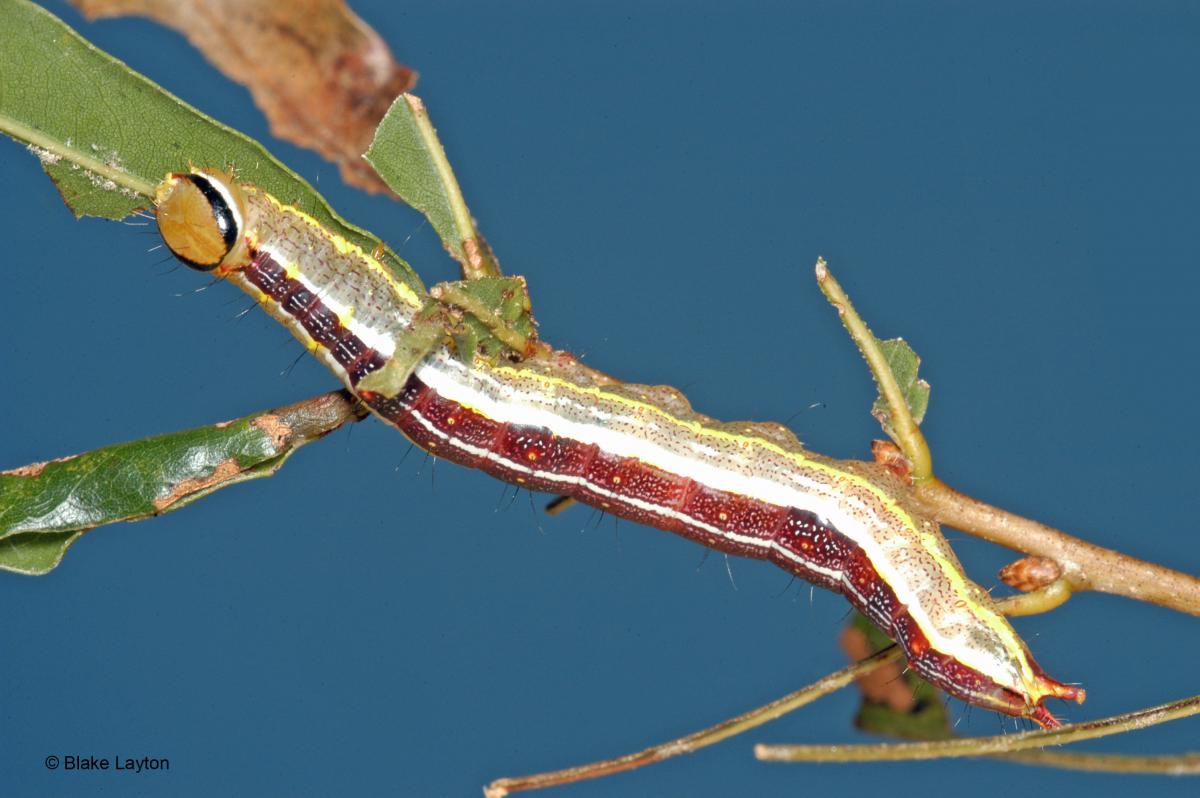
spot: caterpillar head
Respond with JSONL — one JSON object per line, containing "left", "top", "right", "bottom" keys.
{"left": 154, "top": 169, "right": 248, "bottom": 272}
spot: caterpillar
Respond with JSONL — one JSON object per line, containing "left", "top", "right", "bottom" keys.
{"left": 155, "top": 168, "right": 1085, "bottom": 728}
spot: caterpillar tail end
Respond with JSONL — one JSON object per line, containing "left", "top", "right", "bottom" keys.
{"left": 1028, "top": 675, "right": 1087, "bottom": 730}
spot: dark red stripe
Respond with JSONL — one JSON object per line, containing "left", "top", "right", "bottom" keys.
{"left": 241, "top": 250, "right": 387, "bottom": 384}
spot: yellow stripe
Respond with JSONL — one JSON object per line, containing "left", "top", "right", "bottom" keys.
{"left": 258, "top": 192, "right": 424, "bottom": 310}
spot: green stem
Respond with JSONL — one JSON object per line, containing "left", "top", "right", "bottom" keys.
{"left": 815, "top": 258, "right": 933, "bottom": 480}
{"left": 402, "top": 95, "right": 499, "bottom": 280}
{"left": 996, "top": 578, "right": 1073, "bottom": 617}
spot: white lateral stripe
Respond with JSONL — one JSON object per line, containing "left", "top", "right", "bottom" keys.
{"left": 416, "top": 358, "right": 878, "bottom": 574}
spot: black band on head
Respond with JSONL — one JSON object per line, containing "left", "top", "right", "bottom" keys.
{"left": 185, "top": 173, "right": 239, "bottom": 252}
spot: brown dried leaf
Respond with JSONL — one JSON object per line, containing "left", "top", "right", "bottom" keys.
{"left": 838, "top": 625, "right": 916, "bottom": 712}
{"left": 870, "top": 439, "right": 913, "bottom": 483}
{"left": 74, "top": 0, "right": 417, "bottom": 194}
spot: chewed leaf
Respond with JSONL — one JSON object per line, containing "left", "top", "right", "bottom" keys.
{"left": 870, "top": 338, "right": 931, "bottom": 444}
{"left": 38, "top": 151, "right": 146, "bottom": 220}
{"left": 0, "top": 391, "right": 363, "bottom": 575}
{"left": 75, "top": 0, "right": 416, "bottom": 195}
{"left": 0, "top": 0, "right": 422, "bottom": 294}
{"left": 365, "top": 94, "right": 502, "bottom": 280}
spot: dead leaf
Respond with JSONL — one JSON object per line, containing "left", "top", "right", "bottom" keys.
{"left": 75, "top": 0, "right": 417, "bottom": 194}
{"left": 839, "top": 625, "right": 916, "bottom": 712}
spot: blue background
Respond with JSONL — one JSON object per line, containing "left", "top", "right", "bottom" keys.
{"left": 1, "top": 1, "right": 1197, "bottom": 796}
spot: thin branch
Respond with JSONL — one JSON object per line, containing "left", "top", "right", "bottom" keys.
{"left": 481, "top": 592, "right": 1068, "bottom": 795}
{"left": 755, "top": 693, "right": 1200, "bottom": 763}
{"left": 484, "top": 647, "right": 903, "bottom": 797}
{"left": 544, "top": 495, "right": 576, "bottom": 515}
{"left": 914, "top": 477, "right": 1200, "bottom": 616}
{"left": 999, "top": 749, "right": 1200, "bottom": 776}
{"left": 823, "top": 258, "right": 1200, "bottom": 616}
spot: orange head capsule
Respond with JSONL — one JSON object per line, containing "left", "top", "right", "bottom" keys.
{"left": 154, "top": 170, "right": 248, "bottom": 271}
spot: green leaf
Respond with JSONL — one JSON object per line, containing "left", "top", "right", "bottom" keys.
{"left": 869, "top": 338, "right": 930, "bottom": 443}
{"left": 0, "top": 0, "right": 423, "bottom": 296}
{"left": 365, "top": 93, "right": 501, "bottom": 279}
{"left": 0, "top": 391, "right": 363, "bottom": 575}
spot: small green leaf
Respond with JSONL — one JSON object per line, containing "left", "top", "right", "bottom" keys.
{"left": 443, "top": 277, "right": 536, "bottom": 360}
{"left": 0, "top": 391, "right": 363, "bottom": 575}
{"left": 0, "top": 0, "right": 423, "bottom": 295}
{"left": 365, "top": 93, "right": 501, "bottom": 279}
{"left": 870, "top": 338, "right": 930, "bottom": 444}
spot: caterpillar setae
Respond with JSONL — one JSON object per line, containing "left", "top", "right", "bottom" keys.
{"left": 154, "top": 168, "right": 1085, "bottom": 728}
